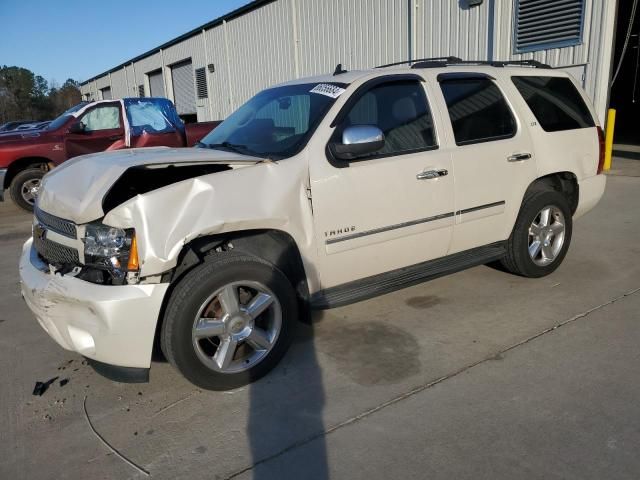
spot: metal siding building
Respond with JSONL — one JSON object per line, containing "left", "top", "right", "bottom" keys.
{"left": 80, "top": 0, "right": 617, "bottom": 123}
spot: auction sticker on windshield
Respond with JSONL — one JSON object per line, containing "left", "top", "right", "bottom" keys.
{"left": 310, "top": 84, "right": 346, "bottom": 99}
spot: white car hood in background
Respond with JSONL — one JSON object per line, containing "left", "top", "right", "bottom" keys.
{"left": 37, "top": 147, "right": 263, "bottom": 224}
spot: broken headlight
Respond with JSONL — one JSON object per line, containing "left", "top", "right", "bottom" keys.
{"left": 83, "top": 224, "right": 139, "bottom": 282}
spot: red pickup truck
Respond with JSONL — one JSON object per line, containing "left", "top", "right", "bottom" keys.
{"left": 0, "top": 98, "right": 219, "bottom": 211}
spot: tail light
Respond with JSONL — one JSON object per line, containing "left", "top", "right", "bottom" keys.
{"left": 597, "top": 127, "right": 605, "bottom": 174}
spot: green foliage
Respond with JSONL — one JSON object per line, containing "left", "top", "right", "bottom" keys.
{"left": 0, "top": 65, "right": 82, "bottom": 123}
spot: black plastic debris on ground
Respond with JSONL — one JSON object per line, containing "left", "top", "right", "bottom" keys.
{"left": 32, "top": 377, "right": 59, "bottom": 396}
{"left": 59, "top": 378, "right": 69, "bottom": 387}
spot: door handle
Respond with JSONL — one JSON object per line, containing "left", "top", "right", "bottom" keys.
{"left": 108, "top": 135, "right": 122, "bottom": 141}
{"left": 507, "top": 153, "right": 532, "bottom": 162}
{"left": 417, "top": 169, "right": 448, "bottom": 180}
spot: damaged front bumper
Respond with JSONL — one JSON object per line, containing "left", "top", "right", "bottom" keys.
{"left": 19, "top": 238, "right": 170, "bottom": 378}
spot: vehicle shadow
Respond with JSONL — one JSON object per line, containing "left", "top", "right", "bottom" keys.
{"left": 151, "top": 241, "right": 329, "bottom": 478}
{"left": 247, "top": 308, "right": 328, "bottom": 478}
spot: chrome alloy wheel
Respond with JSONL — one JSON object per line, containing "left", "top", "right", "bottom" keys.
{"left": 528, "top": 205, "right": 566, "bottom": 266}
{"left": 21, "top": 178, "right": 41, "bottom": 205}
{"left": 191, "top": 281, "right": 282, "bottom": 374}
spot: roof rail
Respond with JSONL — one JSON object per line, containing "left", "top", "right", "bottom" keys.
{"left": 376, "top": 57, "right": 551, "bottom": 70}
{"left": 375, "top": 57, "right": 463, "bottom": 69}
{"left": 410, "top": 58, "right": 551, "bottom": 69}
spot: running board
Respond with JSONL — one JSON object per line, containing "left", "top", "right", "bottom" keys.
{"left": 310, "top": 242, "right": 506, "bottom": 309}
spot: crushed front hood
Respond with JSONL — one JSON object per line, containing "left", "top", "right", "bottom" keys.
{"left": 37, "top": 147, "right": 263, "bottom": 224}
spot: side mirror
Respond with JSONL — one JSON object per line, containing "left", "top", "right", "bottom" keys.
{"left": 330, "top": 125, "right": 384, "bottom": 160}
{"left": 68, "top": 122, "right": 86, "bottom": 134}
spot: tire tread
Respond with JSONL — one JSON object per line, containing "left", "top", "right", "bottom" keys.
{"left": 501, "top": 187, "right": 572, "bottom": 278}
{"left": 160, "top": 250, "right": 297, "bottom": 390}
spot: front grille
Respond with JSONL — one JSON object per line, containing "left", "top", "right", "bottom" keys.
{"left": 35, "top": 207, "right": 77, "bottom": 239}
{"left": 33, "top": 233, "right": 79, "bottom": 266}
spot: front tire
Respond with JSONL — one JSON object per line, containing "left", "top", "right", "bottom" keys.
{"left": 501, "top": 188, "right": 573, "bottom": 278}
{"left": 161, "top": 252, "right": 297, "bottom": 390}
{"left": 10, "top": 168, "right": 45, "bottom": 212}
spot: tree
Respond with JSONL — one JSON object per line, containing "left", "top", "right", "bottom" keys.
{"left": 0, "top": 65, "right": 82, "bottom": 123}
{"left": 49, "top": 78, "right": 81, "bottom": 115}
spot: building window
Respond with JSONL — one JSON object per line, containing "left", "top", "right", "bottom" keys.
{"left": 138, "top": 85, "right": 145, "bottom": 97}
{"left": 195, "top": 67, "right": 208, "bottom": 99}
{"left": 514, "top": 0, "right": 585, "bottom": 53}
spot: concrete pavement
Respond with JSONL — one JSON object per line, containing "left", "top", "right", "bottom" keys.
{"left": 1, "top": 160, "right": 639, "bottom": 479}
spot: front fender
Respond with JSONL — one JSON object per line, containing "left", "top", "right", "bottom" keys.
{"left": 103, "top": 159, "right": 320, "bottom": 291}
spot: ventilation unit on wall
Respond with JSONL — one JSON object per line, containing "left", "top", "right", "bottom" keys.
{"left": 514, "top": 0, "right": 585, "bottom": 53}
{"left": 138, "top": 85, "right": 144, "bottom": 97}
{"left": 195, "top": 67, "right": 208, "bottom": 99}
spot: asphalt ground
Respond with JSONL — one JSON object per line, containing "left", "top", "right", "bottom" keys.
{"left": 1, "top": 158, "right": 639, "bottom": 479}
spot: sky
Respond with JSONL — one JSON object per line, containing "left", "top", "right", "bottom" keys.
{"left": 0, "top": 0, "right": 251, "bottom": 86}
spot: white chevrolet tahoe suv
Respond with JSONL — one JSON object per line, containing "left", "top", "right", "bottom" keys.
{"left": 20, "top": 59, "right": 606, "bottom": 390}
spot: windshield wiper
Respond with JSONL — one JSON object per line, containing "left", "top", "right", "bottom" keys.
{"left": 206, "top": 141, "right": 251, "bottom": 156}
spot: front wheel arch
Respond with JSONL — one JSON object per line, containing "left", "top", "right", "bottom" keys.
{"left": 168, "top": 229, "right": 310, "bottom": 300}
{"left": 4, "top": 157, "right": 51, "bottom": 190}
{"left": 152, "top": 229, "right": 311, "bottom": 360}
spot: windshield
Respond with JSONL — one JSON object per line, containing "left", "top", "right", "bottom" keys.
{"left": 198, "top": 82, "right": 348, "bottom": 159}
{"left": 46, "top": 102, "right": 89, "bottom": 131}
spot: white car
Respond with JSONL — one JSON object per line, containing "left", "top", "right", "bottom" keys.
{"left": 20, "top": 59, "right": 606, "bottom": 390}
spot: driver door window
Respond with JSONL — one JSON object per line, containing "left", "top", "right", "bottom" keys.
{"left": 80, "top": 105, "right": 121, "bottom": 131}
{"left": 65, "top": 103, "right": 124, "bottom": 159}
{"left": 335, "top": 80, "right": 437, "bottom": 158}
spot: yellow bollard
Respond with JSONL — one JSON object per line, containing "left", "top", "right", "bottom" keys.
{"left": 604, "top": 109, "right": 616, "bottom": 171}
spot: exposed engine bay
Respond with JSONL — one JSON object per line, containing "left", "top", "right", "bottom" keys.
{"left": 102, "top": 162, "right": 232, "bottom": 213}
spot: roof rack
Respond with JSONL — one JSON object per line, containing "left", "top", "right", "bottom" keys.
{"left": 376, "top": 57, "right": 463, "bottom": 69}
{"left": 376, "top": 57, "right": 551, "bottom": 70}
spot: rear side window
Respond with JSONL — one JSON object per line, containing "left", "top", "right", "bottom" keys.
{"left": 512, "top": 76, "right": 595, "bottom": 132}
{"left": 337, "top": 80, "right": 437, "bottom": 157}
{"left": 440, "top": 78, "right": 516, "bottom": 145}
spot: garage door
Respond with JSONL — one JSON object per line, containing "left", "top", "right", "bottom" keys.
{"left": 171, "top": 60, "right": 196, "bottom": 115}
{"left": 100, "top": 87, "right": 112, "bottom": 100}
{"left": 148, "top": 70, "right": 165, "bottom": 98}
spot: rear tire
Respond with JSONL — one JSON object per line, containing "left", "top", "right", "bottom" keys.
{"left": 501, "top": 188, "right": 572, "bottom": 278}
{"left": 10, "top": 168, "right": 44, "bottom": 212}
{"left": 161, "top": 251, "right": 297, "bottom": 390}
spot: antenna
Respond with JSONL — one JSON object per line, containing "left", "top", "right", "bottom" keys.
{"left": 333, "top": 63, "right": 348, "bottom": 76}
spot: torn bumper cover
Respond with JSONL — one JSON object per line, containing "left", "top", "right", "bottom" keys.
{"left": 19, "top": 238, "right": 169, "bottom": 372}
